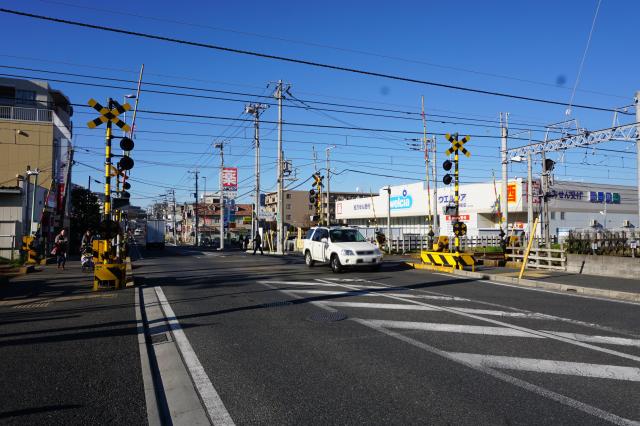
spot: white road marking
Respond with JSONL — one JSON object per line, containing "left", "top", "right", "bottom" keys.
{"left": 313, "top": 279, "right": 640, "bottom": 363}
{"left": 318, "top": 300, "right": 554, "bottom": 319}
{"left": 260, "top": 280, "right": 387, "bottom": 289}
{"left": 356, "top": 319, "right": 638, "bottom": 426}
{"left": 260, "top": 279, "right": 640, "bottom": 425}
{"left": 448, "top": 353, "right": 640, "bottom": 382}
{"left": 155, "top": 287, "right": 235, "bottom": 426}
{"left": 288, "top": 289, "right": 466, "bottom": 301}
{"left": 368, "top": 320, "right": 640, "bottom": 347}
{"left": 318, "top": 301, "right": 438, "bottom": 311}
{"left": 365, "top": 320, "right": 540, "bottom": 338}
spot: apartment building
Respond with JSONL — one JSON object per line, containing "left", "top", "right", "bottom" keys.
{"left": 0, "top": 77, "right": 73, "bottom": 258}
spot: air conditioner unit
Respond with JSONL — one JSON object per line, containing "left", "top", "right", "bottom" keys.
{"left": 623, "top": 220, "right": 631, "bottom": 228}
{"left": 589, "top": 219, "right": 598, "bottom": 227}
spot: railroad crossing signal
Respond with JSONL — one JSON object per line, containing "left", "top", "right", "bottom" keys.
{"left": 87, "top": 98, "right": 132, "bottom": 132}
{"left": 453, "top": 221, "right": 467, "bottom": 237}
{"left": 445, "top": 133, "right": 471, "bottom": 157}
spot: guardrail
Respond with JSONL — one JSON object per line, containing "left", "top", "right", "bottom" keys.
{"left": 0, "top": 234, "right": 17, "bottom": 261}
{"left": 507, "top": 246, "right": 566, "bottom": 271}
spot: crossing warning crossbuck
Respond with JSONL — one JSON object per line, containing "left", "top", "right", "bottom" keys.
{"left": 87, "top": 98, "right": 131, "bottom": 132}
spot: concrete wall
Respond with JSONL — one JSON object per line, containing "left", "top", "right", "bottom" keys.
{"left": 566, "top": 253, "right": 640, "bottom": 280}
{"left": 0, "top": 121, "right": 54, "bottom": 187}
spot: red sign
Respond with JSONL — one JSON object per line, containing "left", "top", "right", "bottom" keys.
{"left": 445, "top": 215, "right": 470, "bottom": 222}
{"left": 222, "top": 167, "right": 238, "bottom": 191}
{"left": 507, "top": 183, "right": 517, "bottom": 203}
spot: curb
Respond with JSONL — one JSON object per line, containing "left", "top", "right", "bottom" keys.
{"left": 125, "top": 256, "right": 134, "bottom": 287}
{"left": 405, "top": 262, "right": 640, "bottom": 303}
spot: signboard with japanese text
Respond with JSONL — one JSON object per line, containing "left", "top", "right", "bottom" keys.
{"left": 222, "top": 167, "right": 238, "bottom": 191}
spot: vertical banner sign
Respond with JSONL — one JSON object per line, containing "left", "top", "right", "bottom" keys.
{"left": 222, "top": 167, "right": 238, "bottom": 191}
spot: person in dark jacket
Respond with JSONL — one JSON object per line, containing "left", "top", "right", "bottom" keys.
{"left": 253, "top": 232, "right": 263, "bottom": 255}
{"left": 53, "top": 229, "right": 69, "bottom": 270}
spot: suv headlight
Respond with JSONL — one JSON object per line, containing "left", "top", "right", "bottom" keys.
{"left": 341, "top": 249, "right": 355, "bottom": 256}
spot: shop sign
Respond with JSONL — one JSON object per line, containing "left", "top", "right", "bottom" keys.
{"left": 390, "top": 189, "right": 413, "bottom": 210}
{"left": 444, "top": 215, "right": 470, "bottom": 221}
{"left": 589, "top": 191, "right": 620, "bottom": 204}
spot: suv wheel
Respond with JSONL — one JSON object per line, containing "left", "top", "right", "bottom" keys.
{"left": 305, "top": 251, "right": 315, "bottom": 267}
{"left": 330, "top": 254, "right": 342, "bottom": 273}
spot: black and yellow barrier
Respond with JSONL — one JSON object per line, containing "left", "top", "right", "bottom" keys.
{"left": 420, "top": 250, "right": 476, "bottom": 271}
{"left": 93, "top": 263, "right": 126, "bottom": 291}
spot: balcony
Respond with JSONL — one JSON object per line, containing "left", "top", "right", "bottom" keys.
{"left": 0, "top": 104, "right": 53, "bottom": 123}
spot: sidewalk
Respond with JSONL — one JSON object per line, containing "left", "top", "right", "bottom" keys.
{"left": 0, "top": 260, "right": 146, "bottom": 424}
{"left": 400, "top": 255, "right": 640, "bottom": 303}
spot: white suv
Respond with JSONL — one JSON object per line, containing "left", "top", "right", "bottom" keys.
{"left": 303, "top": 227, "right": 383, "bottom": 273}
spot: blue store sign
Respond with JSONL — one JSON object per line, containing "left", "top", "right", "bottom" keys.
{"left": 390, "top": 189, "right": 413, "bottom": 210}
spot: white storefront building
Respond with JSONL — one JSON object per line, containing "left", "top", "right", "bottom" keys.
{"left": 335, "top": 179, "right": 638, "bottom": 238}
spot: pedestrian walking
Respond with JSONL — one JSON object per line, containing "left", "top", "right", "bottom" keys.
{"left": 253, "top": 232, "right": 263, "bottom": 255}
{"left": 53, "top": 229, "right": 68, "bottom": 270}
{"left": 244, "top": 235, "right": 250, "bottom": 251}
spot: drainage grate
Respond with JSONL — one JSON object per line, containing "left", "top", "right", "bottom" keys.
{"left": 261, "top": 301, "right": 293, "bottom": 308}
{"left": 150, "top": 332, "right": 170, "bottom": 345}
{"left": 308, "top": 311, "right": 348, "bottom": 322}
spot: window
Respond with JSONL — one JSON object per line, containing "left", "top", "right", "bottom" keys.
{"left": 550, "top": 212, "right": 556, "bottom": 220}
{"left": 286, "top": 193, "right": 291, "bottom": 199}
{"left": 16, "top": 90, "right": 36, "bottom": 106}
{"left": 329, "top": 229, "right": 366, "bottom": 243}
{"left": 312, "top": 228, "right": 328, "bottom": 242}
{"left": 286, "top": 214, "right": 291, "bottom": 220}
{"left": 286, "top": 204, "right": 291, "bottom": 210}
{"left": 560, "top": 212, "right": 565, "bottom": 220}
{"left": 309, "top": 205, "right": 313, "bottom": 211}
{"left": 304, "top": 229, "right": 315, "bottom": 239}
{"left": 0, "top": 86, "right": 15, "bottom": 105}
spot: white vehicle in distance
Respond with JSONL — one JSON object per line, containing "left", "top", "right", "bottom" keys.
{"left": 303, "top": 226, "right": 383, "bottom": 273}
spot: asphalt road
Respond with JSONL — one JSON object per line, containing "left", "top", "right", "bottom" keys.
{"left": 135, "top": 246, "right": 640, "bottom": 425}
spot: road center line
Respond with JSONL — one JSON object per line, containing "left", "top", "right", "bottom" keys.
{"left": 155, "top": 286, "right": 235, "bottom": 426}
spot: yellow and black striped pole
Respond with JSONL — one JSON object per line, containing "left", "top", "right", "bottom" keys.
{"left": 104, "top": 98, "right": 113, "bottom": 221}
{"left": 453, "top": 133, "right": 460, "bottom": 252}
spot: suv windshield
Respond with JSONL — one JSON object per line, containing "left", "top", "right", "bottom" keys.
{"left": 329, "top": 229, "right": 366, "bottom": 243}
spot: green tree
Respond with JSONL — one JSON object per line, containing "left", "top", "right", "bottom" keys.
{"left": 69, "top": 187, "right": 101, "bottom": 253}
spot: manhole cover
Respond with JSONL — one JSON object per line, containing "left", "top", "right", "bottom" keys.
{"left": 261, "top": 301, "right": 293, "bottom": 308}
{"left": 308, "top": 311, "right": 348, "bottom": 322}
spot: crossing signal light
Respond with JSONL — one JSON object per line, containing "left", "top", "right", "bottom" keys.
{"left": 442, "top": 159, "right": 453, "bottom": 185}
{"left": 118, "top": 156, "right": 134, "bottom": 171}
{"left": 120, "top": 137, "right": 134, "bottom": 151}
{"left": 123, "top": 182, "right": 131, "bottom": 190}
{"left": 544, "top": 159, "right": 555, "bottom": 172}
{"left": 309, "top": 188, "right": 317, "bottom": 204}
{"left": 453, "top": 221, "right": 467, "bottom": 237}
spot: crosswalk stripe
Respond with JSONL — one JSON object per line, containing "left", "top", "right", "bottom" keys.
{"left": 287, "top": 289, "right": 467, "bottom": 301}
{"left": 367, "top": 320, "right": 640, "bottom": 348}
{"left": 448, "top": 353, "right": 640, "bottom": 382}
{"left": 365, "top": 320, "right": 538, "bottom": 337}
{"left": 318, "top": 301, "right": 438, "bottom": 311}
{"left": 260, "top": 280, "right": 387, "bottom": 289}
{"left": 318, "top": 300, "right": 551, "bottom": 318}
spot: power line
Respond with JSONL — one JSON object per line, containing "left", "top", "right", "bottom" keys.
{"left": 0, "top": 8, "right": 626, "bottom": 114}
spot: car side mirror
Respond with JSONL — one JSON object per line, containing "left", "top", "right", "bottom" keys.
{"left": 321, "top": 238, "right": 328, "bottom": 244}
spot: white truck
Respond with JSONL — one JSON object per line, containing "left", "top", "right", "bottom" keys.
{"left": 145, "top": 219, "right": 166, "bottom": 250}
{"left": 303, "top": 226, "right": 383, "bottom": 273}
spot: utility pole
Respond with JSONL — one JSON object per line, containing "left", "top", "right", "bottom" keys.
{"left": 215, "top": 142, "right": 225, "bottom": 250}
{"left": 325, "top": 145, "right": 336, "bottom": 225}
{"left": 527, "top": 152, "right": 533, "bottom": 244}
{"left": 541, "top": 152, "right": 551, "bottom": 248}
{"left": 432, "top": 134, "right": 438, "bottom": 236}
{"left": 189, "top": 170, "right": 199, "bottom": 246}
{"left": 274, "top": 80, "right": 290, "bottom": 254}
{"left": 245, "top": 103, "right": 268, "bottom": 241}
{"left": 500, "top": 112, "right": 509, "bottom": 239}
{"left": 636, "top": 90, "right": 640, "bottom": 226}
{"left": 384, "top": 185, "right": 392, "bottom": 254}
{"left": 171, "top": 189, "right": 177, "bottom": 245}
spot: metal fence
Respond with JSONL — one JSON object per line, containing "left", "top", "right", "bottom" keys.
{"left": 565, "top": 228, "right": 640, "bottom": 257}
{"left": 0, "top": 105, "right": 53, "bottom": 122}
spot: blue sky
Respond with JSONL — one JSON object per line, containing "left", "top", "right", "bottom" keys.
{"left": 1, "top": 0, "right": 638, "bottom": 206}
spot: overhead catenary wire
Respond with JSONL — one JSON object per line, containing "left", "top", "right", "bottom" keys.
{"left": 0, "top": 8, "right": 628, "bottom": 114}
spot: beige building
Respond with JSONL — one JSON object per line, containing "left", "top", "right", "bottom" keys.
{"left": 0, "top": 77, "right": 73, "bottom": 258}
{"left": 264, "top": 190, "right": 375, "bottom": 228}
